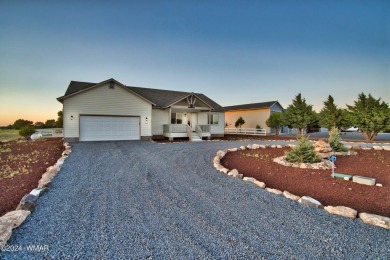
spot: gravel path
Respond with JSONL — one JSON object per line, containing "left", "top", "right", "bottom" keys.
{"left": 2, "top": 141, "right": 389, "bottom": 259}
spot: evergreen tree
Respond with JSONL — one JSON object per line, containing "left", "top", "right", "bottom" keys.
{"left": 235, "top": 117, "right": 245, "bottom": 128}
{"left": 283, "top": 93, "right": 317, "bottom": 135}
{"left": 328, "top": 126, "right": 348, "bottom": 152}
{"left": 56, "top": 110, "right": 63, "bottom": 128}
{"left": 34, "top": 121, "right": 45, "bottom": 129}
{"left": 319, "top": 95, "right": 345, "bottom": 130}
{"left": 45, "top": 119, "right": 56, "bottom": 128}
{"left": 13, "top": 119, "right": 33, "bottom": 130}
{"left": 285, "top": 135, "right": 321, "bottom": 163}
{"left": 346, "top": 93, "right": 390, "bottom": 141}
{"left": 19, "top": 125, "right": 36, "bottom": 139}
{"left": 266, "top": 112, "right": 283, "bottom": 135}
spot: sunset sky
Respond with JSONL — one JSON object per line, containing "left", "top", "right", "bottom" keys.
{"left": 0, "top": 0, "right": 389, "bottom": 126}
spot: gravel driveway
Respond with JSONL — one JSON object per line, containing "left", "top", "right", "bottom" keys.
{"left": 3, "top": 141, "right": 389, "bottom": 259}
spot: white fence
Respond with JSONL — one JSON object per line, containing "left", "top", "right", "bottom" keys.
{"left": 35, "top": 128, "right": 63, "bottom": 138}
{"left": 224, "top": 128, "right": 267, "bottom": 136}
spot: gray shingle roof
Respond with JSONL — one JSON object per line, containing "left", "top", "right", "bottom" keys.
{"left": 223, "top": 101, "right": 282, "bottom": 111}
{"left": 58, "top": 80, "right": 223, "bottom": 111}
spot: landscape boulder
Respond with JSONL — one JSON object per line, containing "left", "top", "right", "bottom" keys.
{"left": 314, "top": 139, "right": 333, "bottom": 158}
{"left": 324, "top": 206, "right": 357, "bottom": 219}
{"left": 298, "top": 196, "right": 323, "bottom": 209}
{"left": 283, "top": 191, "right": 300, "bottom": 201}
{"left": 0, "top": 220, "right": 13, "bottom": 247}
{"left": 359, "top": 213, "right": 390, "bottom": 229}
{"left": 30, "top": 133, "right": 43, "bottom": 141}
{"left": 251, "top": 144, "right": 260, "bottom": 149}
{"left": 228, "top": 169, "right": 243, "bottom": 179}
{"left": 266, "top": 188, "right": 283, "bottom": 195}
{"left": 16, "top": 194, "right": 37, "bottom": 212}
{"left": 0, "top": 210, "right": 31, "bottom": 228}
{"left": 30, "top": 188, "right": 47, "bottom": 197}
{"left": 216, "top": 150, "right": 226, "bottom": 158}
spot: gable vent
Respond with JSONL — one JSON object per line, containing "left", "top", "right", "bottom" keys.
{"left": 109, "top": 82, "right": 115, "bottom": 89}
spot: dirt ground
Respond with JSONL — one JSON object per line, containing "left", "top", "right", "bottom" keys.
{"left": 0, "top": 138, "right": 64, "bottom": 216}
{"left": 221, "top": 148, "right": 390, "bottom": 217}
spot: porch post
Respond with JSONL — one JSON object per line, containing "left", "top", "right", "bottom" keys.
{"left": 169, "top": 107, "right": 171, "bottom": 124}
{"left": 208, "top": 109, "right": 211, "bottom": 140}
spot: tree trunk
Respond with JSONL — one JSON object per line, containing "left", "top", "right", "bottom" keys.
{"left": 363, "top": 131, "right": 377, "bottom": 141}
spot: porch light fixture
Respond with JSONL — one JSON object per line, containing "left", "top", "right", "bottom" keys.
{"left": 70, "top": 115, "right": 73, "bottom": 120}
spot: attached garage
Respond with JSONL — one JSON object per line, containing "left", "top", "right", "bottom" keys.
{"left": 79, "top": 115, "right": 140, "bottom": 141}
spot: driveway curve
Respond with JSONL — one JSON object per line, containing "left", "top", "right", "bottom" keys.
{"left": 3, "top": 141, "right": 389, "bottom": 259}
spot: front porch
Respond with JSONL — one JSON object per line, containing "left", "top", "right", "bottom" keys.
{"left": 163, "top": 124, "right": 211, "bottom": 141}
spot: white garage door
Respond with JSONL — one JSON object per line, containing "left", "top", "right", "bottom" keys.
{"left": 80, "top": 116, "right": 140, "bottom": 141}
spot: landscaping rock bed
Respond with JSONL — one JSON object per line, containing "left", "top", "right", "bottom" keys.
{"left": 214, "top": 144, "right": 390, "bottom": 229}
{"left": 0, "top": 140, "right": 70, "bottom": 247}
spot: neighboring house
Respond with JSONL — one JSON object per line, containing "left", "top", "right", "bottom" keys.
{"left": 57, "top": 78, "right": 225, "bottom": 142}
{"left": 224, "top": 101, "right": 284, "bottom": 134}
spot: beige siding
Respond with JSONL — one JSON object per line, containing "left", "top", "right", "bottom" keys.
{"left": 63, "top": 83, "right": 152, "bottom": 139}
{"left": 152, "top": 109, "right": 169, "bottom": 135}
{"left": 225, "top": 109, "right": 271, "bottom": 133}
{"left": 198, "top": 112, "right": 225, "bottom": 134}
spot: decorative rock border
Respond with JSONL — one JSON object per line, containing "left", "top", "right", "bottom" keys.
{"left": 0, "top": 142, "right": 71, "bottom": 247}
{"left": 212, "top": 144, "right": 390, "bottom": 229}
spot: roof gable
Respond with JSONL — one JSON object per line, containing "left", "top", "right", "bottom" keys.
{"left": 57, "top": 78, "right": 155, "bottom": 105}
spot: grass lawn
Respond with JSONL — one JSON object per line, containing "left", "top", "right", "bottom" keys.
{"left": 0, "top": 129, "right": 21, "bottom": 141}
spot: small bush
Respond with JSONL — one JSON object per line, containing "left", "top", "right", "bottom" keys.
{"left": 328, "top": 126, "right": 348, "bottom": 152}
{"left": 256, "top": 124, "right": 262, "bottom": 129}
{"left": 285, "top": 135, "right": 321, "bottom": 163}
{"left": 19, "top": 125, "right": 36, "bottom": 139}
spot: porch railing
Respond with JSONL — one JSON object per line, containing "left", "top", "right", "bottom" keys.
{"left": 198, "top": 124, "right": 210, "bottom": 132}
{"left": 195, "top": 125, "right": 203, "bottom": 138}
{"left": 163, "top": 124, "right": 188, "bottom": 133}
{"left": 186, "top": 125, "right": 192, "bottom": 139}
{"left": 35, "top": 128, "right": 63, "bottom": 137}
{"left": 224, "top": 128, "right": 266, "bottom": 136}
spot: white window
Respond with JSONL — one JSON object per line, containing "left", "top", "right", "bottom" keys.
{"left": 171, "top": 113, "right": 184, "bottom": 124}
{"left": 208, "top": 113, "right": 219, "bottom": 125}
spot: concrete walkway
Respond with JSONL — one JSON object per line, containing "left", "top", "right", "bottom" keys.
{"left": 3, "top": 141, "right": 389, "bottom": 259}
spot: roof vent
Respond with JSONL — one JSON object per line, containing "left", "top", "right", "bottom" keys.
{"left": 109, "top": 82, "right": 115, "bottom": 89}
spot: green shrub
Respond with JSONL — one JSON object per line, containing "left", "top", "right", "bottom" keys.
{"left": 19, "top": 125, "right": 36, "bottom": 139}
{"left": 256, "top": 124, "right": 262, "bottom": 129}
{"left": 328, "top": 126, "right": 348, "bottom": 152}
{"left": 285, "top": 135, "right": 321, "bottom": 163}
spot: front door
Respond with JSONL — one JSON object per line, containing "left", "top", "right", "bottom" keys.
{"left": 190, "top": 113, "right": 198, "bottom": 131}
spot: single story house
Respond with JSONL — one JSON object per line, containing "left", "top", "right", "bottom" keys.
{"left": 224, "top": 101, "right": 284, "bottom": 134}
{"left": 57, "top": 78, "right": 225, "bottom": 142}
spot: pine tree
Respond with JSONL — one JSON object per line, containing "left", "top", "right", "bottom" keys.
{"left": 346, "top": 93, "right": 390, "bottom": 141}
{"left": 266, "top": 112, "right": 283, "bottom": 135}
{"left": 328, "top": 126, "right": 348, "bottom": 152}
{"left": 283, "top": 93, "right": 317, "bottom": 135}
{"left": 285, "top": 135, "right": 321, "bottom": 163}
{"left": 319, "top": 95, "right": 346, "bottom": 130}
